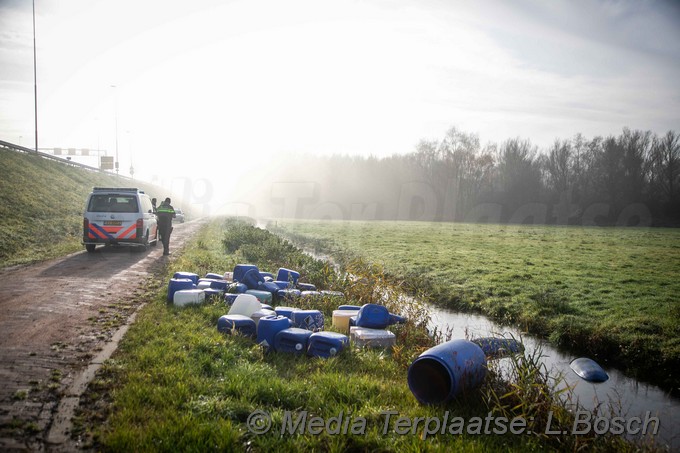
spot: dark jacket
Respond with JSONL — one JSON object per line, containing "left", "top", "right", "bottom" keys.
{"left": 156, "top": 202, "right": 175, "bottom": 229}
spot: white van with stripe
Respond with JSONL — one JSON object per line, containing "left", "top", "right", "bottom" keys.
{"left": 82, "top": 187, "right": 159, "bottom": 252}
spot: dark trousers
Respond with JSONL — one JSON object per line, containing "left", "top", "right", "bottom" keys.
{"left": 159, "top": 224, "right": 172, "bottom": 253}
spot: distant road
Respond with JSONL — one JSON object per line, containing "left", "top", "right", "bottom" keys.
{"left": 0, "top": 218, "right": 205, "bottom": 451}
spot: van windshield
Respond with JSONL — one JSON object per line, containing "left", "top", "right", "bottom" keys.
{"left": 88, "top": 194, "right": 139, "bottom": 213}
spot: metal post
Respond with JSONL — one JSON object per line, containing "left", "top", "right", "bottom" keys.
{"left": 32, "top": 0, "right": 38, "bottom": 154}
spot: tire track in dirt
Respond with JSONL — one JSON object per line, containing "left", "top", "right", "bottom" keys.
{"left": 0, "top": 219, "right": 206, "bottom": 451}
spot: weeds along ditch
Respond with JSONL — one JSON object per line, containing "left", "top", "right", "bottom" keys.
{"left": 268, "top": 220, "right": 680, "bottom": 394}
{"left": 82, "top": 218, "right": 658, "bottom": 452}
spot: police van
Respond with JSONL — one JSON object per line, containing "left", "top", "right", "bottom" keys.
{"left": 82, "top": 187, "right": 159, "bottom": 252}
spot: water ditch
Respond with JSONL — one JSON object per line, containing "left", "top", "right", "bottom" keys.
{"left": 264, "top": 225, "right": 679, "bottom": 450}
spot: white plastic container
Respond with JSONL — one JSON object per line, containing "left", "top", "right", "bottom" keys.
{"left": 197, "top": 280, "right": 212, "bottom": 290}
{"left": 173, "top": 289, "right": 205, "bottom": 307}
{"left": 350, "top": 326, "right": 396, "bottom": 349}
{"left": 332, "top": 309, "right": 360, "bottom": 334}
{"left": 251, "top": 309, "right": 277, "bottom": 327}
{"left": 228, "top": 294, "right": 262, "bottom": 317}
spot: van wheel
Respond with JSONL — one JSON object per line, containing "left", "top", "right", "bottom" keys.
{"left": 85, "top": 244, "right": 96, "bottom": 253}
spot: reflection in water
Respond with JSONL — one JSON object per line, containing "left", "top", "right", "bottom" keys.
{"left": 429, "top": 307, "right": 679, "bottom": 450}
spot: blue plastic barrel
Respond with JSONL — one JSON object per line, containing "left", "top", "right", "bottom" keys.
{"left": 308, "top": 332, "right": 348, "bottom": 358}
{"left": 217, "top": 314, "right": 257, "bottom": 338}
{"left": 242, "top": 268, "right": 265, "bottom": 290}
{"left": 273, "top": 280, "right": 291, "bottom": 289}
{"left": 274, "top": 328, "right": 312, "bottom": 354}
{"left": 274, "top": 306, "right": 298, "bottom": 319}
{"left": 233, "top": 264, "right": 259, "bottom": 283}
{"left": 204, "top": 288, "right": 223, "bottom": 300}
{"left": 355, "top": 304, "right": 391, "bottom": 329}
{"left": 228, "top": 282, "right": 247, "bottom": 294}
{"left": 259, "top": 272, "right": 275, "bottom": 281}
{"left": 167, "top": 278, "right": 196, "bottom": 302}
{"left": 407, "top": 339, "right": 487, "bottom": 404}
{"left": 257, "top": 315, "right": 292, "bottom": 349}
{"left": 276, "top": 268, "right": 300, "bottom": 285}
{"left": 205, "top": 272, "right": 225, "bottom": 280}
{"left": 198, "top": 278, "right": 229, "bottom": 291}
{"left": 258, "top": 281, "right": 281, "bottom": 295}
{"left": 291, "top": 309, "right": 324, "bottom": 331}
{"left": 261, "top": 304, "right": 273, "bottom": 311}
{"left": 224, "top": 294, "right": 239, "bottom": 305}
{"left": 173, "top": 272, "right": 199, "bottom": 284}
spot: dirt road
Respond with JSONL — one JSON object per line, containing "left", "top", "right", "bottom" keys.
{"left": 0, "top": 219, "right": 206, "bottom": 451}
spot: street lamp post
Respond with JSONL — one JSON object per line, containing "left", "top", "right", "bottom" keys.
{"left": 32, "top": 0, "right": 38, "bottom": 154}
{"left": 111, "top": 85, "right": 119, "bottom": 175}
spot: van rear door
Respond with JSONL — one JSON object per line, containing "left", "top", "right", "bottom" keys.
{"left": 86, "top": 193, "right": 140, "bottom": 242}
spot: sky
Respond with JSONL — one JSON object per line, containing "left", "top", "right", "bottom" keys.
{"left": 1, "top": 0, "right": 679, "bottom": 213}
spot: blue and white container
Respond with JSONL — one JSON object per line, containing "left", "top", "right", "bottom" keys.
{"left": 257, "top": 315, "right": 292, "bottom": 349}
{"left": 233, "top": 264, "right": 259, "bottom": 283}
{"left": 297, "top": 283, "right": 317, "bottom": 292}
{"left": 291, "top": 309, "right": 324, "bottom": 332}
{"left": 217, "top": 314, "right": 256, "bottom": 337}
{"left": 228, "top": 294, "right": 262, "bottom": 317}
{"left": 407, "top": 339, "right": 487, "bottom": 404}
{"left": 308, "top": 332, "right": 349, "bottom": 358}
{"left": 273, "top": 280, "right": 292, "bottom": 289}
{"left": 276, "top": 268, "right": 300, "bottom": 285}
{"left": 274, "top": 306, "right": 299, "bottom": 320}
{"left": 167, "top": 278, "right": 196, "bottom": 302}
{"left": 173, "top": 272, "right": 199, "bottom": 284}
{"left": 205, "top": 272, "right": 225, "bottom": 280}
{"left": 274, "top": 328, "right": 312, "bottom": 354}
{"left": 276, "top": 288, "right": 301, "bottom": 301}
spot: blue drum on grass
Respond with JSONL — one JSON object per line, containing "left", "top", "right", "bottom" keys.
{"left": 308, "top": 332, "right": 349, "bottom": 358}
{"left": 217, "top": 314, "right": 256, "bottom": 338}
{"left": 167, "top": 278, "right": 196, "bottom": 302}
{"left": 274, "top": 328, "right": 313, "bottom": 354}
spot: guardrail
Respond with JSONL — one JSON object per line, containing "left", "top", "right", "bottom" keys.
{"left": 0, "top": 139, "right": 132, "bottom": 180}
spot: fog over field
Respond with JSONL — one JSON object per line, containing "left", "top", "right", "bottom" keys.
{"left": 1, "top": 0, "right": 679, "bottom": 221}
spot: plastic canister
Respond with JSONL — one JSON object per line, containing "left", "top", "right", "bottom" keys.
{"left": 173, "top": 272, "right": 199, "bottom": 284}
{"left": 291, "top": 309, "right": 324, "bottom": 332}
{"left": 256, "top": 315, "right": 292, "bottom": 349}
{"left": 224, "top": 294, "right": 239, "bottom": 305}
{"left": 203, "top": 288, "right": 224, "bottom": 300}
{"left": 233, "top": 264, "right": 259, "bottom": 283}
{"left": 167, "top": 278, "right": 196, "bottom": 302}
{"left": 274, "top": 328, "right": 312, "bottom": 354}
{"left": 198, "top": 278, "right": 229, "bottom": 291}
{"left": 273, "top": 280, "right": 292, "bottom": 289}
{"left": 332, "top": 310, "right": 360, "bottom": 334}
{"left": 228, "top": 294, "right": 262, "bottom": 317}
{"left": 205, "top": 272, "right": 225, "bottom": 280}
{"left": 349, "top": 327, "right": 395, "bottom": 349}
{"left": 173, "top": 289, "right": 205, "bottom": 307}
{"left": 276, "top": 268, "right": 300, "bottom": 285}
{"left": 217, "top": 314, "right": 256, "bottom": 338}
{"left": 228, "top": 282, "right": 247, "bottom": 294}
{"left": 274, "top": 306, "right": 299, "bottom": 320}
{"left": 277, "top": 289, "right": 301, "bottom": 301}
{"left": 407, "top": 339, "right": 487, "bottom": 404}
{"left": 258, "top": 281, "right": 281, "bottom": 295}
{"left": 307, "top": 332, "right": 349, "bottom": 358}
{"left": 251, "top": 309, "right": 277, "bottom": 327}
{"left": 355, "top": 304, "right": 391, "bottom": 329}
{"left": 245, "top": 289, "right": 273, "bottom": 304}
{"left": 297, "top": 283, "right": 317, "bottom": 291}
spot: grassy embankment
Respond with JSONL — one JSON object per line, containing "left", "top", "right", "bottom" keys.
{"left": 271, "top": 220, "right": 680, "bottom": 392}
{"left": 0, "top": 147, "right": 184, "bottom": 268}
{"left": 76, "top": 218, "right": 649, "bottom": 452}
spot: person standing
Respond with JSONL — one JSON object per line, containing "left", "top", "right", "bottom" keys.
{"left": 156, "top": 197, "right": 175, "bottom": 255}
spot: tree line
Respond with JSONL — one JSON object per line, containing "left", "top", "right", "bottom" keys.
{"left": 257, "top": 127, "right": 679, "bottom": 226}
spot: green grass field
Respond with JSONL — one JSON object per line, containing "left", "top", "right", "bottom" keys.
{"left": 271, "top": 220, "right": 680, "bottom": 391}
{"left": 80, "top": 219, "right": 643, "bottom": 452}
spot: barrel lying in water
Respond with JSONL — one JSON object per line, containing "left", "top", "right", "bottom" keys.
{"left": 407, "top": 339, "right": 487, "bottom": 404}
{"left": 570, "top": 357, "right": 609, "bottom": 383}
